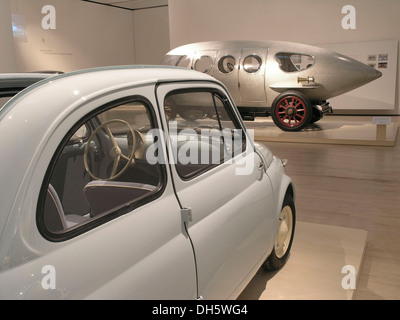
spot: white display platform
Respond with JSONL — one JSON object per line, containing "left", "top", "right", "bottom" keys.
{"left": 238, "top": 221, "right": 368, "bottom": 300}
{"left": 245, "top": 117, "right": 399, "bottom": 147}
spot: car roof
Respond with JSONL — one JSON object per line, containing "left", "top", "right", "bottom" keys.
{"left": 166, "top": 40, "right": 332, "bottom": 56}
{"left": 0, "top": 73, "right": 58, "bottom": 98}
{"left": 0, "top": 65, "right": 220, "bottom": 240}
{"left": 0, "top": 65, "right": 216, "bottom": 116}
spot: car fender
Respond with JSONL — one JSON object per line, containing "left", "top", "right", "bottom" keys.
{"left": 266, "top": 156, "right": 296, "bottom": 238}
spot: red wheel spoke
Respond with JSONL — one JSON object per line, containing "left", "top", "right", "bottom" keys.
{"left": 284, "top": 99, "right": 290, "bottom": 107}
{"left": 293, "top": 100, "right": 302, "bottom": 108}
{"left": 275, "top": 95, "right": 308, "bottom": 129}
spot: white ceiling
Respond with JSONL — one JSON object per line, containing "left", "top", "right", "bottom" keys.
{"left": 83, "top": 0, "right": 168, "bottom": 10}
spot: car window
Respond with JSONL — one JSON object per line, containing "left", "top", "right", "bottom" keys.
{"left": 243, "top": 54, "right": 262, "bottom": 73}
{"left": 275, "top": 52, "right": 315, "bottom": 72}
{"left": 164, "top": 90, "right": 245, "bottom": 179}
{"left": 38, "top": 97, "right": 164, "bottom": 240}
{"left": 194, "top": 55, "right": 214, "bottom": 74}
{"left": 160, "top": 54, "right": 191, "bottom": 68}
{"left": 218, "top": 55, "right": 236, "bottom": 74}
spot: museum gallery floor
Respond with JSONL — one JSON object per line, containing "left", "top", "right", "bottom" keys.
{"left": 240, "top": 115, "right": 400, "bottom": 300}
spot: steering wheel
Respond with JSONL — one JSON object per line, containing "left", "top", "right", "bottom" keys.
{"left": 84, "top": 119, "right": 135, "bottom": 181}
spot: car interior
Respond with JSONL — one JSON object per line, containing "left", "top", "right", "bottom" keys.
{"left": 42, "top": 101, "right": 163, "bottom": 234}
{"left": 41, "top": 90, "right": 245, "bottom": 236}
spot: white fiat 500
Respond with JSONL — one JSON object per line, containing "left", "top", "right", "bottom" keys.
{"left": 0, "top": 66, "right": 295, "bottom": 300}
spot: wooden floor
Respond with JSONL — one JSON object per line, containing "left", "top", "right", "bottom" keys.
{"left": 249, "top": 115, "right": 400, "bottom": 300}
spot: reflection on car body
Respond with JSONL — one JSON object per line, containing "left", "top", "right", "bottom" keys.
{"left": 0, "top": 66, "right": 295, "bottom": 299}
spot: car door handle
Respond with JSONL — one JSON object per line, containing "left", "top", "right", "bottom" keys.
{"left": 257, "top": 162, "right": 265, "bottom": 181}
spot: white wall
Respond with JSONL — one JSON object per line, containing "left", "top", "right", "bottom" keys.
{"left": 169, "top": 0, "right": 400, "bottom": 46}
{"left": 168, "top": 0, "right": 400, "bottom": 115}
{"left": 0, "top": 0, "right": 17, "bottom": 72}
{"left": 7, "top": 0, "right": 397, "bottom": 114}
{"left": 133, "top": 6, "right": 170, "bottom": 65}
{"left": 9, "top": 0, "right": 170, "bottom": 71}
{"left": 9, "top": 0, "right": 135, "bottom": 72}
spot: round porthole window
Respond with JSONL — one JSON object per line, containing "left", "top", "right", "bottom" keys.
{"left": 243, "top": 55, "right": 262, "bottom": 73}
{"left": 161, "top": 55, "right": 191, "bottom": 68}
{"left": 176, "top": 55, "right": 191, "bottom": 68}
{"left": 195, "top": 56, "right": 214, "bottom": 73}
{"left": 218, "top": 55, "right": 236, "bottom": 74}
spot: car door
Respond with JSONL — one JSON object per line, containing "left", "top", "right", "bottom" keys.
{"left": 239, "top": 48, "right": 268, "bottom": 103}
{"left": 157, "top": 82, "right": 276, "bottom": 299}
{"left": 0, "top": 89, "right": 197, "bottom": 300}
{"left": 214, "top": 49, "right": 241, "bottom": 104}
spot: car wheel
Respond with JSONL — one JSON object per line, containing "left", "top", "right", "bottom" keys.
{"left": 310, "top": 107, "right": 323, "bottom": 124}
{"left": 263, "top": 193, "right": 295, "bottom": 271}
{"left": 271, "top": 91, "right": 312, "bottom": 131}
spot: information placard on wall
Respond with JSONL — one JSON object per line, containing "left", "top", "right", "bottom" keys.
{"left": 319, "top": 40, "right": 398, "bottom": 110}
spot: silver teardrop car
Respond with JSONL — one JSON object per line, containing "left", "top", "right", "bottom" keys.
{"left": 0, "top": 66, "right": 295, "bottom": 300}
{"left": 162, "top": 40, "right": 382, "bottom": 131}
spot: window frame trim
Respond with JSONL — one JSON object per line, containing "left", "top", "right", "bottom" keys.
{"left": 194, "top": 55, "right": 214, "bottom": 74}
{"left": 242, "top": 54, "right": 263, "bottom": 74}
{"left": 36, "top": 95, "right": 167, "bottom": 242}
{"left": 275, "top": 52, "right": 316, "bottom": 73}
{"left": 217, "top": 55, "right": 236, "bottom": 74}
{"left": 163, "top": 88, "right": 247, "bottom": 182}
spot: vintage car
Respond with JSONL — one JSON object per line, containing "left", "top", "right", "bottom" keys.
{"left": 0, "top": 66, "right": 295, "bottom": 300}
{"left": 0, "top": 72, "right": 61, "bottom": 110}
{"left": 162, "top": 40, "right": 382, "bottom": 131}
{"left": 0, "top": 71, "right": 62, "bottom": 98}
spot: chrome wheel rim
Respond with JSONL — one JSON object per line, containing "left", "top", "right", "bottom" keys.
{"left": 275, "top": 205, "right": 294, "bottom": 258}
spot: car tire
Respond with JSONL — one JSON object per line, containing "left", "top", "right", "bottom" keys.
{"left": 263, "top": 193, "right": 296, "bottom": 271}
{"left": 310, "top": 107, "right": 323, "bottom": 124}
{"left": 271, "top": 91, "right": 312, "bottom": 131}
